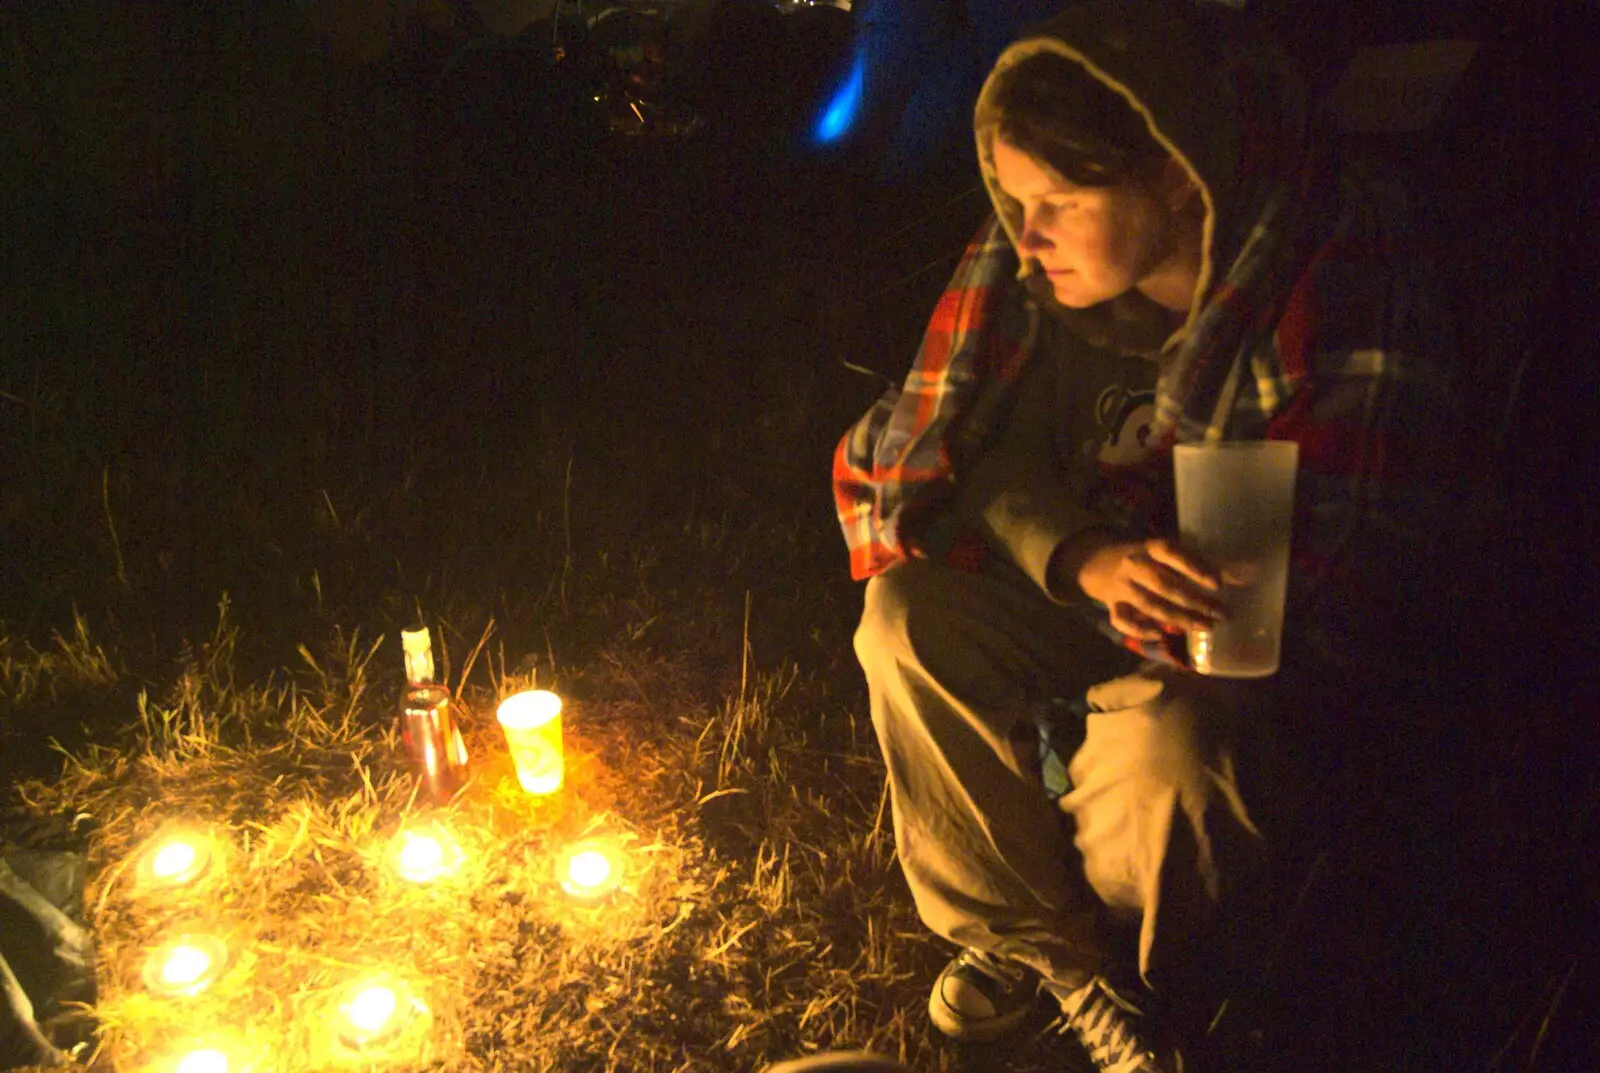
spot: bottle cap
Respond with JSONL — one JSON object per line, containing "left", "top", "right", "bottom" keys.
{"left": 401, "top": 627, "right": 434, "bottom": 685}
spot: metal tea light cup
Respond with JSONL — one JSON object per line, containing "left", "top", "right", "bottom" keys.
{"left": 495, "top": 690, "right": 564, "bottom": 794}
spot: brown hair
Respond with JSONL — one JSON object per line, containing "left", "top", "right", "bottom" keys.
{"left": 986, "top": 52, "right": 1170, "bottom": 188}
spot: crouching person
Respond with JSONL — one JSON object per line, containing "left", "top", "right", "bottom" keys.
{"left": 833, "top": 2, "right": 1458, "bottom": 1069}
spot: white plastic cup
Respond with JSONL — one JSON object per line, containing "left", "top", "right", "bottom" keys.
{"left": 495, "top": 690, "right": 564, "bottom": 794}
{"left": 1173, "top": 441, "right": 1299, "bottom": 678}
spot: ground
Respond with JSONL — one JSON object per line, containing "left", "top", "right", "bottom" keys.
{"left": 1, "top": 5, "right": 1595, "bottom": 1072}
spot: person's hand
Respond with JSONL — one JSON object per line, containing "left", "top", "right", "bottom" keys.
{"left": 1070, "top": 536, "right": 1224, "bottom": 641}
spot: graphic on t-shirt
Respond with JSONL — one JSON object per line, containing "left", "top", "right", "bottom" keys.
{"left": 1094, "top": 385, "right": 1156, "bottom": 466}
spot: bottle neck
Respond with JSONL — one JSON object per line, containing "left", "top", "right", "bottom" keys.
{"left": 402, "top": 626, "right": 436, "bottom": 686}
{"left": 404, "top": 650, "right": 434, "bottom": 687}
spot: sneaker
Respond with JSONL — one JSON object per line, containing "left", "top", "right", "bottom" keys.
{"left": 1050, "top": 977, "right": 1184, "bottom": 1073}
{"left": 927, "top": 948, "right": 1040, "bottom": 1042}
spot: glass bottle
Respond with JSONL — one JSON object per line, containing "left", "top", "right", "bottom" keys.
{"left": 399, "top": 626, "right": 468, "bottom": 804}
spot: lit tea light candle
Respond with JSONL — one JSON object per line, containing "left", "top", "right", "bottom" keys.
{"left": 496, "top": 690, "right": 564, "bottom": 794}
{"left": 555, "top": 839, "right": 625, "bottom": 901}
{"left": 147, "top": 1036, "right": 254, "bottom": 1073}
{"left": 389, "top": 824, "right": 463, "bottom": 884}
{"left": 174, "top": 1050, "right": 229, "bottom": 1073}
{"left": 333, "top": 976, "right": 424, "bottom": 1050}
{"left": 346, "top": 984, "right": 399, "bottom": 1039}
{"left": 137, "top": 829, "right": 214, "bottom": 888}
{"left": 142, "top": 934, "right": 229, "bottom": 996}
{"left": 152, "top": 841, "right": 198, "bottom": 879}
{"left": 396, "top": 832, "right": 444, "bottom": 878}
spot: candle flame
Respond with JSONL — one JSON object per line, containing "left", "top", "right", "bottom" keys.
{"left": 390, "top": 825, "right": 461, "bottom": 883}
{"left": 151, "top": 840, "right": 198, "bottom": 879}
{"left": 567, "top": 850, "right": 612, "bottom": 889}
{"left": 174, "top": 1049, "right": 229, "bottom": 1073}
{"left": 397, "top": 833, "right": 443, "bottom": 875}
{"left": 138, "top": 829, "right": 215, "bottom": 890}
{"left": 160, "top": 944, "right": 213, "bottom": 987}
{"left": 557, "top": 840, "right": 625, "bottom": 900}
{"left": 347, "top": 985, "right": 399, "bottom": 1034}
{"left": 143, "top": 935, "right": 228, "bottom": 997}
{"left": 332, "top": 977, "right": 428, "bottom": 1052}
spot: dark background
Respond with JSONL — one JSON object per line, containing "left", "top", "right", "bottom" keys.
{"left": 2, "top": 1, "right": 1596, "bottom": 1068}
{"left": 3, "top": 0, "right": 1596, "bottom": 662}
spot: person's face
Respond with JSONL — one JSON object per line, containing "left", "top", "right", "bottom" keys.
{"left": 992, "top": 136, "right": 1185, "bottom": 310}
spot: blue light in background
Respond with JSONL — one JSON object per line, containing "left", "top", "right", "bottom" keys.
{"left": 813, "top": 51, "right": 865, "bottom": 145}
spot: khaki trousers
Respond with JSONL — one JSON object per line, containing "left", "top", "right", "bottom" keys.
{"left": 856, "top": 559, "right": 1281, "bottom": 991}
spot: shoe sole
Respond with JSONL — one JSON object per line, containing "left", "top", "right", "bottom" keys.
{"left": 762, "top": 1053, "right": 908, "bottom": 1072}
{"left": 927, "top": 988, "right": 1038, "bottom": 1043}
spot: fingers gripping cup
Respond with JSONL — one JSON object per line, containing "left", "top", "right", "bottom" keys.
{"left": 496, "top": 690, "right": 564, "bottom": 794}
{"left": 1173, "top": 441, "right": 1299, "bottom": 678}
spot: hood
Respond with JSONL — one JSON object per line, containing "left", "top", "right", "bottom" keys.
{"left": 974, "top": 0, "right": 1307, "bottom": 350}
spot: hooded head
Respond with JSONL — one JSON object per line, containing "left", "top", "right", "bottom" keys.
{"left": 975, "top": 0, "right": 1305, "bottom": 350}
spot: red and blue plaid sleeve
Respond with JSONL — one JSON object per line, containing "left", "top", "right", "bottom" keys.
{"left": 832, "top": 219, "right": 1026, "bottom": 579}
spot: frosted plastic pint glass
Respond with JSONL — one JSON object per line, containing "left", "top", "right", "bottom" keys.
{"left": 496, "top": 690, "right": 564, "bottom": 794}
{"left": 1173, "top": 441, "right": 1299, "bottom": 678}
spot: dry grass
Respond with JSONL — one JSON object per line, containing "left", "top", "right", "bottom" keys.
{"left": 7, "top": 608, "right": 968, "bottom": 1073}
{"left": 8, "top": 523, "right": 1584, "bottom": 1073}
{"left": 0, "top": 611, "right": 119, "bottom": 709}
{"left": 7, "top": 583, "right": 1585, "bottom": 1073}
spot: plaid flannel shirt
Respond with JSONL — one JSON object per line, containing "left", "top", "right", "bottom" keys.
{"left": 833, "top": 150, "right": 1460, "bottom": 686}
